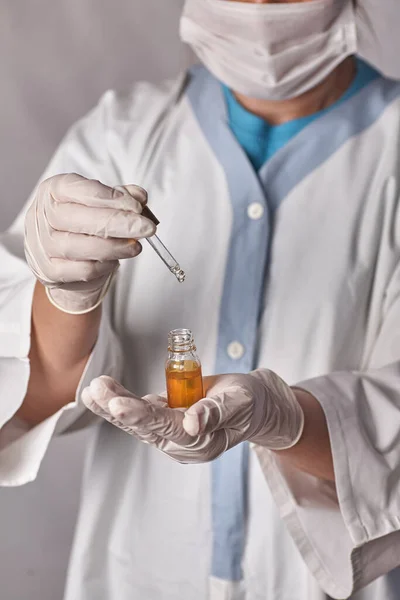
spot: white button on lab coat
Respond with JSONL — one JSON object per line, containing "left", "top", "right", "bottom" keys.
{"left": 247, "top": 202, "right": 264, "bottom": 220}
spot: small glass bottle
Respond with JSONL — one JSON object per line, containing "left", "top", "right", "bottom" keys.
{"left": 166, "top": 329, "right": 204, "bottom": 409}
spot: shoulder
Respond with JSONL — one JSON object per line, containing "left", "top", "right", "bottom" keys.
{"left": 85, "top": 72, "right": 189, "bottom": 135}
{"left": 51, "top": 72, "right": 191, "bottom": 186}
{"left": 63, "top": 72, "right": 190, "bottom": 180}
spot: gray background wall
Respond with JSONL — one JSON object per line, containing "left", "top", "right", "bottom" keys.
{"left": 0, "top": 2, "right": 186, "bottom": 598}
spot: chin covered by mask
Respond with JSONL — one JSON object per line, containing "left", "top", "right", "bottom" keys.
{"left": 180, "top": 0, "right": 357, "bottom": 101}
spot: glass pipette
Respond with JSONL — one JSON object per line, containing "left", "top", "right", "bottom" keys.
{"left": 141, "top": 206, "right": 186, "bottom": 283}
{"left": 113, "top": 186, "right": 185, "bottom": 283}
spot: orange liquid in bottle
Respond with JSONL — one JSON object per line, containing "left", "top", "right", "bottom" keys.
{"left": 166, "top": 362, "right": 204, "bottom": 409}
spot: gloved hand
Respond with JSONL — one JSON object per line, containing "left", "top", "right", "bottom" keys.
{"left": 24, "top": 173, "right": 156, "bottom": 315}
{"left": 81, "top": 369, "right": 305, "bottom": 464}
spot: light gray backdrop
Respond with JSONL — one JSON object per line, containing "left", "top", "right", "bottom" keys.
{"left": 0, "top": 1, "right": 186, "bottom": 598}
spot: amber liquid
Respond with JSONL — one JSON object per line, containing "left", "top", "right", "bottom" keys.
{"left": 166, "top": 362, "right": 204, "bottom": 409}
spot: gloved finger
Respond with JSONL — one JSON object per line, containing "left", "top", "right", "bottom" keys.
{"left": 85, "top": 376, "right": 139, "bottom": 412}
{"left": 45, "top": 202, "right": 156, "bottom": 239}
{"left": 44, "top": 174, "right": 147, "bottom": 211}
{"left": 85, "top": 378, "right": 172, "bottom": 439}
{"left": 182, "top": 386, "right": 252, "bottom": 436}
{"left": 82, "top": 379, "right": 151, "bottom": 434}
{"left": 108, "top": 396, "right": 194, "bottom": 446}
{"left": 86, "top": 377, "right": 192, "bottom": 445}
{"left": 45, "top": 230, "right": 142, "bottom": 261}
{"left": 81, "top": 385, "right": 116, "bottom": 423}
{"left": 82, "top": 385, "right": 140, "bottom": 433}
{"left": 82, "top": 376, "right": 141, "bottom": 423}
{"left": 115, "top": 185, "right": 148, "bottom": 207}
{"left": 108, "top": 392, "right": 174, "bottom": 419}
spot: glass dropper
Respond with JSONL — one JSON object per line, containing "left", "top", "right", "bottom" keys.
{"left": 141, "top": 206, "right": 186, "bottom": 283}
{"left": 113, "top": 187, "right": 185, "bottom": 283}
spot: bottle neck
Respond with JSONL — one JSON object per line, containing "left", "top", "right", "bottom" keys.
{"left": 168, "top": 329, "right": 196, "bottom": 354}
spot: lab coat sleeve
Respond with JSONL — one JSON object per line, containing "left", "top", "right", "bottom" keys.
{"left": 254, "top": 260, "right": 400, "bottom": 599}
{"left": 0, "top": 90, "right": 125, "bottom": 487}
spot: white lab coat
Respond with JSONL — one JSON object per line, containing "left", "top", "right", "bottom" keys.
{"left": 1, "top": 65, "right": 400, "bottom": 600}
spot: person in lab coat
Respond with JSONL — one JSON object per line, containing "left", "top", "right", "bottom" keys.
{"left": 1, "top": 0, "right": 400, "bottom": 598}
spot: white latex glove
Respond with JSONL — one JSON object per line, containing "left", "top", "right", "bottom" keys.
{"left": 24, "top": 173, "right": 156, "bottom": 314}
{"left": 81, "top": 369, "right": 305, "bottom": 464}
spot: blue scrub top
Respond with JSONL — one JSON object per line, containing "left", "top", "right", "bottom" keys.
{"left": 223, "top": 58, "right": 379, "bottom": 171}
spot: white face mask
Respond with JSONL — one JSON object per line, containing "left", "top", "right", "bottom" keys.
{"left": 180, "top": 0, "right": 357, "bottom": 101}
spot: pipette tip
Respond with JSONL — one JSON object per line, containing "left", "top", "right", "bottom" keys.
{"left": 171, "top": 265, "right": 186, "bottom": 283}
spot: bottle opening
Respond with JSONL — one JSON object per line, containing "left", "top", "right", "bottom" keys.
{"left": 168, "top": 329, "right": 195, "bottom": 352}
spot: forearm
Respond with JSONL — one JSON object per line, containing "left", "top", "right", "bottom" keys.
{"left": 18, "top": 282, "right": 101, "bottom": 426}
{"left": 276, "top": 388, "right": 335, "bottom": 482}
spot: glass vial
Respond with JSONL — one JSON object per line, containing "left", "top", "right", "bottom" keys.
{"left": 166, "top": 329, "right": 204, "bottom": 409}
